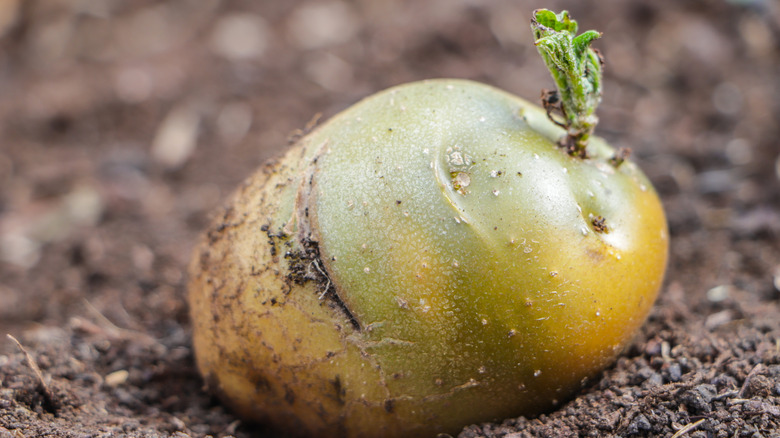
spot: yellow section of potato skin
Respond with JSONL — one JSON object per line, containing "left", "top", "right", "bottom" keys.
{"left": 188, "top": 79, "right": 668, "bottom": 438}
{"left": 188, "top": 151, "right": 402, "bottom": 437}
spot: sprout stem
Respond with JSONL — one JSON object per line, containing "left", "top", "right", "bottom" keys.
{"left": 531, "top": 9, "right": 603, "bottom": 158}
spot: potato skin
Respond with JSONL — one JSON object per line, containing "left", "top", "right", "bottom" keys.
{"left": 189, "top": 79, "right": 668, "bottom": 438}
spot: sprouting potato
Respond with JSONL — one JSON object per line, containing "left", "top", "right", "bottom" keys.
{"left": 188, "top": 10, "right": 667, "bottom": 438}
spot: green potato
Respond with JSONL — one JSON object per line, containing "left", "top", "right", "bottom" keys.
{"left": 188, "top": 10, "right": 668, "bottom": 438}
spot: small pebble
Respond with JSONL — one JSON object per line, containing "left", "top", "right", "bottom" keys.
{"left": 152, "top": 104, "right": 201, "bottom": 170}
{"left": 287, "top": 2, "right": 358, "bottom": 49}
{"left": 210, "top": 13, "right": 269, "bottom": 61}
{"left": 105, "top": 370, "right": 129, "bottom": 387}
{"left": 706, "top": 285, "right": 731, "bottom": 302}
{"left": 667, "top": 363, "right": 682, "bottom": 382}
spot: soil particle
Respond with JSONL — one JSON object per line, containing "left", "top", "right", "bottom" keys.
{"left": 282, "top": 234, "right": 360, "bottom": 331}
{"left": 591, "top": 215, "right": 609, "bottom": 234}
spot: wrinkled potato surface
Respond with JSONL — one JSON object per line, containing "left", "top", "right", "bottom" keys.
{"left": 189, "top": 79, "right": 668, "bottom": 438}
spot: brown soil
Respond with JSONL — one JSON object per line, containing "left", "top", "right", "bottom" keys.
{"left": 1, "top": 0, "right": 779, "bottom": 437}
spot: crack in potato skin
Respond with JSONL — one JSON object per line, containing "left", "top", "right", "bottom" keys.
{"left": 190, "top": 139, "right": 410, "bottom": 438}
{"left": 189, "top": 79, "right": 668, "bottom": 438}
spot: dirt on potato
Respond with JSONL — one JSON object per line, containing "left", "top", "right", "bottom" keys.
{"left": 1, "top": 0, "right": 779, "bottom": 437}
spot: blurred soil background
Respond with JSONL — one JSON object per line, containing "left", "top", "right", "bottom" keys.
{"left": 0, "top": 0, "right": 779, "bottom": 437}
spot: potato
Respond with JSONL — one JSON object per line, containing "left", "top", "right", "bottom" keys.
{"left": 188, "top": 11, "right": 667, "bottom": 438}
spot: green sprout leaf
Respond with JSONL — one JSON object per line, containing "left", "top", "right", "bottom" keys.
{"left": 531, "top": 9, "right": 603, "bottom": 157}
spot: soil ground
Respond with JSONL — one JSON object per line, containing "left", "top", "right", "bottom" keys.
{"left": 1, "top": 0, "right": 779, "bottom": 437}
